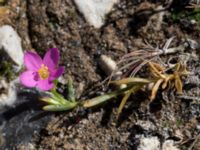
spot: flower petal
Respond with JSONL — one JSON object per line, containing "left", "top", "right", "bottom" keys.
{"left": 24, "top": 51, "right": 43, "bottom": 71}
{"left": 37, "top": 79, "right": 54, "bottom": 91}
{"left": 20, "top": 71, "right": 38, "bottom": 87}
{"left": 43, "top": 48, "right": 60, "bottom": 69}
{"left": 49, "top": 66, "right": 64, "bottom": 81}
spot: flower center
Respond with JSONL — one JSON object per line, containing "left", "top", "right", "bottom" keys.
{"left": 38, "top": 64, "right": 49, "bottom": 80}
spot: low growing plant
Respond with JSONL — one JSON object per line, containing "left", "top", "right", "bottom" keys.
{"left": 19, "top": 48, "right": 189, "bottom": 116}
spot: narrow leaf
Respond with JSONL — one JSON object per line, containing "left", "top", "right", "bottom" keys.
{"left": 175, "top": 75, "right": 183, "bottom": 94}
{"left": 161, "top": 75, "right": 173, "bottom": 89}
{"left": 83, "top": 92, "right": 118, "bottom": 108}
{"left": 43, "top": 102, "right": 77, "bottom": 111}
{"left": 111, "top": 77, "right": 151, "bottom": 85}
{"left": 117, "top": 85, "right": 143, "bottom": 116}
{"left": 40, "top": 97, "right": 61, "bottom": 105}
{"left": 174, "top": 63, "right": 181, "bottom": 71}
{"left": 150, "top": 79, "right": 163, "bottom": 101}
{"left": 152, "top": 62, "right": 164, "bottom": 71}
{"left": 67, "top": 77, "right": 76, "bottom": 102}
{"left": 51, "top": 90, "right": 67, "bottom": 104}
{"left": 82, "top": 86, "right": 132, "bottom": 108}
{"left": 149, "top": 62, "right": 165, "bottom": 78}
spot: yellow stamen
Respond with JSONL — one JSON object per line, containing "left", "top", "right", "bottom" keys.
{"left": 38, "top": 64, "right": 49, "bottom": 80}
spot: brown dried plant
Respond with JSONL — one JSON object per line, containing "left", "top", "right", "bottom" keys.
{"left": 116, "top": 37, "right": 186, "bottom": 77}
{"left": 149, "top": 62, "right": 189, "bottom": 101}
{"left": 82, "top": 54, "right": 189, "bottom": 117}
{"left": 108, "top": 61, "right": 189, "bottom": 115}
{"left": 0, "top": 6, "right": 10, "bottom": 22}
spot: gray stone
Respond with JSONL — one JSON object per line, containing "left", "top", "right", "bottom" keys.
{"left": 74, "top": 0, "right": 118, "bottom": 28}
{"left": 0, "top": 25, "right": 23, "bottom": 67}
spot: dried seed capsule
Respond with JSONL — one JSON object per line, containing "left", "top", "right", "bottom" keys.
{"left": 99, "top": 55, "right": 122, "bottom": 79}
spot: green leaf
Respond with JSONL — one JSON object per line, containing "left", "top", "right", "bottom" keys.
{"left": 51, "top": 90, "right": 67, "bottom": 104}
{"left": 83, "top": 92, "right": 118, "bottom": 108}
{"left": 43, "top": 102, "right": 77, "bottom": 111}
{"left": 82, "top": 86, "right": 132, "bottom": 108}
{"left": 67, "top": 77, "right": 76, "bottom": 102}
{"left": 40, "top": 97, "right": 61, "bottom": 105}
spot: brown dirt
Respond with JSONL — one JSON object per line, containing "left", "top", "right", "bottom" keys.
{"left": 1, "top": 0, "right": 200, "bottom": 149}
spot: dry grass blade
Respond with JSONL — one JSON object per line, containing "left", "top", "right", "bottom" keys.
{"left": 0, "top": 6, "right": 9, "bottom": 15}
{"left": 130, "top": 59, "right": 152, "bottom": 77}
{"left": 149, "top": 62, "right": 165, "bottom": 78}
{"left": 117, "top": 85, "right": 143, "bottom": 116}
{"left": 177, "top": 64, "right": 189, "bottom": 75}
{"left": 149, "top": 62, "right": 189, "bottom": 101}
{"left": 150, "top": 78, "right": 164, "bottom": 101}
{"left": 161, "top": 75, "right": 173, "bottom": 89}
{"left": 118, "top": 59, "right": 141, "bottom": 72}
{"left": 150, "top": 62, "right": 165, "bottom": 72}
{"left": 163, "top": 36, "right": 175, "bottom": 51}
{"left": 0, "top": 6, "right": 10, "bottom": 23}
{"left": 174, "top": 74, "right": 183, "bottom": 94}
{"left": 117, "top": 50, "right": 161, "bottom": 77}
{"left": 117, "top": 37, "right": 185, "bottom": 78}
{"left": 111, "top": 77, "right": 152, "bottom": 85}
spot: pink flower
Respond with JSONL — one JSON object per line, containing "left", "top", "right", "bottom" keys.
{"left": 20, "top": 48, "right": 64, "bottom": 91}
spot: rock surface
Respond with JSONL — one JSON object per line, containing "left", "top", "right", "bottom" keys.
{"left": 0, "top": 78, "right": 17, "bottom": 107}
{"left": 74, "top": 0, "right": 118, "bottom": 28}
{"left": 0, "top": 25, "right": 23, "bottom": 67}
{"left": 162, "top": 140, "right": 180, "bottom": 150}
{"left": 137, "top": 136, "right": 160, "bottom": 150}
